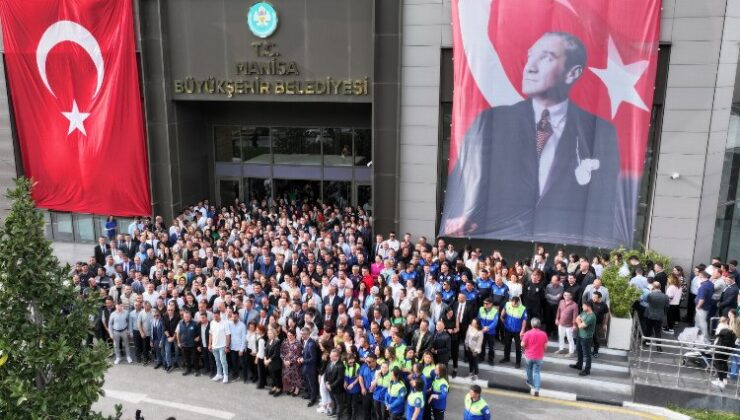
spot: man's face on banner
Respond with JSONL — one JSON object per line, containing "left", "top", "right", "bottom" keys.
{"left": 522, "top": 34, "right": 575, "bottom": 99}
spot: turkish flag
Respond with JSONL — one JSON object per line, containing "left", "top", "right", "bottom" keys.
{"left": 0, "top": 0, "right": 150, "bottom": 216}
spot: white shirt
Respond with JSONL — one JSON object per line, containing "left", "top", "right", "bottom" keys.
{"left": 532, "top": 99, "right": 568, "bottom": 196}
{"left": 209, "top": 319, "right": 230, "bottom": 349}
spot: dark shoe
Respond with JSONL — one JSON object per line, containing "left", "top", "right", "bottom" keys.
{"left": 166, "top": 366, "right": 174, "bottom": 373}
{"left": 592, "top": 352, "right": 599, "bottom": 358}
{"left": 578, "top": 370, "right": 590, "bottom": 376}
{"left": 195, "top": 371, "right": 201, "bottom": 377}
{"left": 569, "top": 364, "right": 582, "bottom": 370}
{"left": 153, "top": 363, "right": 162, "bottom": 369}
{"left": 269, "top": 389, "right": 276, "bottom": 395}
{"left": 302, "top": 395, "right": 311, "bottom": 400}
{"left": 143, "top": 360, "right": 150, "bottom": 366}
{"left": 488, "top": 360, "right": 494, "bottom": 366}
{"left": 273, "top": 390, "right": 282, "bottom": 397}
{"left": 307, "top": 400, "right": 317, "bottom": 407}
{"left": 656, "top": 347, "right": 664, "bottom": 353}
{"left": 451, "top": 370, "right": 457, "bottom": 378}
{"left": 515, "top": 362, "right": 521, "bottom": 369}
{"left": 257, "top": 385, "right": 265, "bottom": 390}
{"left": 499, "top": 358, "right": 510, "bottom": 364}
{"left": 183, "top": 370, "right": 191, "bottom": 376}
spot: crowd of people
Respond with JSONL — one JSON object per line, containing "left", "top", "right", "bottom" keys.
{"left": 70, "top": 197, "right": 740, "bottom": 420}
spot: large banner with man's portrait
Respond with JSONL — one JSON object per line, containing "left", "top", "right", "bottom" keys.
{"left": 440, "top": 0, "right": 661, "bottom": 249}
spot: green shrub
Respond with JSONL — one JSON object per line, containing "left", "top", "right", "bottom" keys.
{"left": 600, "top": 264, "right": 640, "bottom": 318}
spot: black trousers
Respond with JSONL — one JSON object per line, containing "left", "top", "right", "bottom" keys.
{"left": 503, "top": 330, "right": 521, "bottom": 364}
{"left": 646, "top": 319, "right": 663, "bottom": 344}
{"left": 431, "top": 408, "right": 445, "bottom": 420}
{"left": 466, "top": 349, "right": 479, "bottom": 375}
{"left": 667, "top": 305, "right": 680, "bottom": 329}
{"left": 450, "top": 334, "right": 460, "bottom": 369}
{"left": 228, "top": 351, "right": 242, "bottom": 378}
{"left": 132, "top": 331, "right": 144, "bottom": 362}
{"left": 181, "top": 346, "right": 197, "bottom": 371}
{"left": 343, "top": 393, "right": 361, "bottom": 420}
{"left": 686, "top": 293, "right": 696, "bottom": 323}
{"left": 545, "top": 303, "right": 558, "bottom": 336}
{"left": 199, "top": 347, "right": 214, "bottom": 374}
{"left": 141, "top": 335, "right": 151, "bottom": 362}
{"left": 257, "top": 359, "right": 267, "bottom": 388}
{"left": 303, "top": 367, "right": 318, "bottom": 401}
{"left": 360, "top": 392, "right": 374, "bottom": 420}
{"left": 245, "top": 350, "right": 257, "bottom": 381}
{"left": 480, "top": 334, "right": 495, "bottom": 362}
{"left": 372, "top": 399, "right": 388, "bottom": 420}
{"left": 270, "top": 367, "right": 283, "bottom": 389}
{"left": 330, "top": 390, "right": 344, "bottom": 416}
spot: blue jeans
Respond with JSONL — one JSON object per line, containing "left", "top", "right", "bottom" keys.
{"left": 164, "top": 340, "right": 175, "bottom": 368}
{"left": 213, "top": 347, "right": 229, "bottom": 378}
{"left": 525, "top": 359, "right": 543, "bottom": 391}
{"left": 576, "top": 335, "right": 592, "bottom": 372}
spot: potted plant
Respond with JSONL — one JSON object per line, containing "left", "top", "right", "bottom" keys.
{"left": 602, "top": 248, "right": 671, "bottom": 350}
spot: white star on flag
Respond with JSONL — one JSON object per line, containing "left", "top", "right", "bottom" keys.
{"left": 62, "top": 99, "right": 90, "bottom": 136}
{"left": 589, "top": 36, "right": 650, "bottom": 118}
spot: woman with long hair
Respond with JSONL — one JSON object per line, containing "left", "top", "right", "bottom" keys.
{"left": 265, "top": 326, "right": 283, "bottom": 396}
{"left": 464, "top": 319, "right": 483, "bottom": 380}
{"left": 255, "top": 324, "right": 268, "bottom": 389}
{"left": 280, "top": 329, "right": 304, "bottom": 397}
{"left": 665, "top": 274, "right": 682, "bottom": 332}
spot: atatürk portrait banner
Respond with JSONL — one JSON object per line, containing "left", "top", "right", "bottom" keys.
{"left": 441, "top": 0, "right": 661, "bottom": 248}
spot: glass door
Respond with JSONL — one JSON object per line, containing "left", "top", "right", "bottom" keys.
{"left": 356, "top": 183, "right": 372, "bottom": 214}
{"left": 218, "top": 178, "right": 243, "bottom": 207}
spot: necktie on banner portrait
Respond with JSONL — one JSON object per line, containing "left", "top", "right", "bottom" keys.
{"left": 0, "top": 0, "right": 151, "bottom": 216}
{"left": 440, "top": 0, "right": 661, "bottom": 249}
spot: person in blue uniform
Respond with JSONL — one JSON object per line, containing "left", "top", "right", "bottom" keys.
{"left": 463, "top": 384, "right": 491, "bottom": 420}
{"left": 372, "top": 361, "right": 391, "bottom": 420}
{"left": 384, "top": 367, "right": 407, "bottom": 420}
{"left": 477, "top": 298, "right": 499, "bottom": 365}
{"left": 405, "top": 378, "right": 425, "bottom": 420}
{"left": 428, "top": 364, "right": 449, "bottom": 420}
{"left": 359, "top": 353, "right": 379, "bottom": 420}
{"left": 343, "top": 352, "right": 362, "bottom": 419}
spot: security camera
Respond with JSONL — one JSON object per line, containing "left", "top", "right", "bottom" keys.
{"left": 366, "top": 160, "right": 373, "bottom": 167}
{"left": 670, "top": 172, "right": 680, "bottom": 180}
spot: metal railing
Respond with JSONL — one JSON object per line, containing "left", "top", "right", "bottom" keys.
{"left": 629, "top": 316, "right": 740, "bottom": 398}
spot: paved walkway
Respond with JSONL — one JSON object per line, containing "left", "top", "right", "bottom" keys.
{"left": 95, "top": 364, "right": 657, "bottom": 420}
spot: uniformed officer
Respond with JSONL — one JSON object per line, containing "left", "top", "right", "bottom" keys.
{"left": 428, "top": 364, "right": 449, "bottom": 420}
{"left": 384, "top": 367, "right": 407, "bottom": 420}
{"left": 463, "top": 384, "right": 490, "bottom": 420}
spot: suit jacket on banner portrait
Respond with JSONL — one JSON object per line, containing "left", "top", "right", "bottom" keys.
{"left": 0, "top": 0, "right": 151, "bottom": 216}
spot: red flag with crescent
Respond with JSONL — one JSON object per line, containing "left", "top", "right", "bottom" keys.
{"left": 0, "top": 0, "right": 150, "bottom": 216}
{"left": 441, "top": 0, "right": 661, "bottom": 248}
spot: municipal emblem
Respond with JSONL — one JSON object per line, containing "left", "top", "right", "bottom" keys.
{"left": 247, "top": 2, "right": 278, "bottom": 39}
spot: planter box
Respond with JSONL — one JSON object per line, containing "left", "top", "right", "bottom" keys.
{"left": 608, "top": 316, "right": 632, "bottom": 350}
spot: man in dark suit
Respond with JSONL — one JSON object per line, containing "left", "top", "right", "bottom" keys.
{"left": 299, "top": 328, "right": 319, "bottom": 406}
{"left": 94, "top": 237, "right": 111, "bottom": 266}
{"left": 410, "top": 319, "right": 433, "bottom": 360}
{"left": 441, "top": 31, "right": 621, "bottom": 248}
{"left": 323, "top": 286, "right": 341, "bottom": 314}
{"left": 324, "top": 348, "right": 345, "bottom": 417}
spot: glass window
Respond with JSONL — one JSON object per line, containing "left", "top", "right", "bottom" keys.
{"left": 214, "top": 126, "right": 242, "bottom": 162}
{"left": 272, "top": 127, "right": 322, "bottom": 165}
{"left": 219, "top": 179, "right": 241, "bottom": 207}
{"left": 241, "top": 126, "right": 271, "bottom": 164}
{"left": 712, "top": 104, "right": 740, "bottom": 260}
{"left": 324, "top": 181, "right": 352, "bottom": 209}
{"left": 324, "top": 128, "right": 354, "bottom": 166}
{"left": 357, "top": 184, "right": 372, "bottom": 215}
{"left": 75, "top": 214, "right": 95, "bottom": 241}
{"left": 274, "top": 179, "right": 321, "bottom": 202}
{"left": 354, "top": 129, "right": 371, "bottom": 166}
{"left": 245, "top": 177, "right": 271, "bottom": 203}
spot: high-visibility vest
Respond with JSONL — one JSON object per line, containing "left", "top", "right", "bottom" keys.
{"left": 407, "top": 390, "right": 424, "bottom": 405}
{"left": 388, "top": 381, "right": 406, "bottom": 397}
{"left": 478, "top": 306, "right": 498, "bottom": 320}
{"left": 505, "top": 302, "right": 525, "bottom": 318}
{"left": 422, "top": 364, "right": 435, "bottom": 378}
{"left": 432, "top": 378, "right": 449, "bottom": 393}
{"left": 465, "top": 394, "right": 489, "bottom": 415}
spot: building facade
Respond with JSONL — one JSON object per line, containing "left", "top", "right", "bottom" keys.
{"left": 0, "top": 0, "right": 739, "bottom": 270}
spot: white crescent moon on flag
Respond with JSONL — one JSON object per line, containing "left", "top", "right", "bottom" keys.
{"left": 458, "top": 0, "right": 578, "bottom": 107}
{"left": 36, "top": 20, "right": 104, "bottom": 98}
